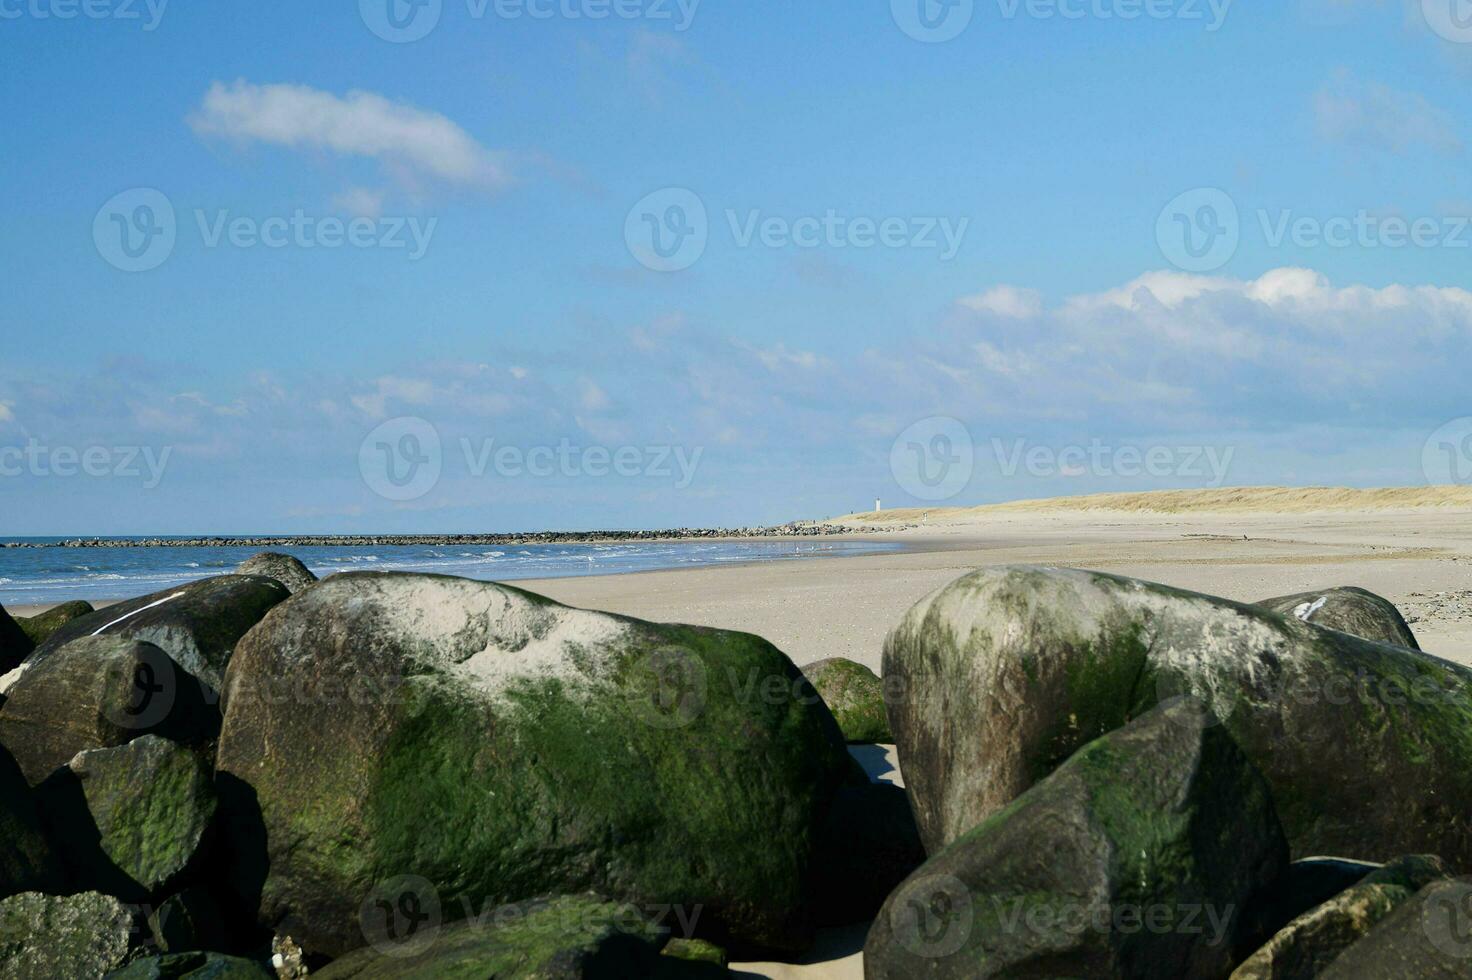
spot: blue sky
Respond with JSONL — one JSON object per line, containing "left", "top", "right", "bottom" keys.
{"left": 4, "top": 0, "right": 1472, "bottom": 534}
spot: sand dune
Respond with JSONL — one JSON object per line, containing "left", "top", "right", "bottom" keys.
{"left": 837, "top": 485, "right": 1472, "bottom": 524}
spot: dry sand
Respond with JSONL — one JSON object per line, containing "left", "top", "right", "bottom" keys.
{"left": 10, "top": 488, "right": 1472, "bottom": 978}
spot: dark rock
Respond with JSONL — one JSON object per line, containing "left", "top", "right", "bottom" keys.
{"left": 1318, "top": 877, "right": 1472, "bottom": 978}
{"left": 662, "top": 938, "right": 728, "bottom": 967}
{"left": 312, "top": 894, "right": 668, "bottom": 979}
{"left": 1257, "top": 587, "right": 1419, "bottom": 650}
{"left": 811, "top": 782, "right": 925, "bottom": 926}
{"left": 0, "top": 605, "right": 33, "bottom": 675}
{"left": 1231, "top": 855, "right": 1451, "bottom": 980}
{"left": 0, "top": 637, "right": 218, "bottom": 786}
{"left": 107, "top": 952, "right": 275, "bottom": 979}
{"left": 16, "top": 600, "right": 96, "bottom": 647}
{"left": 800, "top": 658, "right": 891, "bottom": 743}
{"left": 1240, "top": 857, "right": 1381, "bottom": 951}
{"left": 865, "top": 699, "right": 1289, "bottom": 979}
{"left": 234, "top": 554, "right": 317, "bottom": 596}
{"left": 33, "top": 576, "right": 290, "bottom": 694}
{"left": 0, "top": 891, "right": 136, "bottom": 978}
{"left": 147, "top": 887, "right": 231, "bottom": 954}
{"left": 0, "top": 743, "right": 63, "bottom": 900}
{"left": 215, "top": 572, "right": 853, "bottom": 958}
{"left": 883, "top": 565, "right": 1472, "bottom": 864}
{"left": 35, "top": 735, "right": 217, "bottom": 902}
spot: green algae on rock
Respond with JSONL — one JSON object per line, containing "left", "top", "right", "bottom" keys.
{"left": 15, "top": 600, "right": 94, "bottom": 647}
{"left": 216, "top": 572, "right": 853, "bottom": 958}
{"left": 800, "top": 657, "right": 891, "bottom": 743}
{"left": 883, "top": 565, "right": 1472, "bottom": 862}
{"left": 865, "top": 698, "right": 1288, "bottom": 980}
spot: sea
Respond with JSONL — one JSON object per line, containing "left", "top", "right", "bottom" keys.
{"left": 0, "top": 537, "right": 902, "bottom": 607}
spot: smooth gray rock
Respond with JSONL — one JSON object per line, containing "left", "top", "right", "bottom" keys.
{"left": 1257, "top": 587, "right": 1419, "bottom": 650}
{"left": 234, "top": 554, "right": 317, "bottom": 596}
{"left": 865, "top": 699, "right": 1289, "bottom": 980}
{"left": 0, "top": 636, "right": 217, "bottom": 786}
{"left": 883, "top": 566, "right": 1472, "bottom": 864}
{"left": 33, "top": 576, "right": 290, "bottom": 694}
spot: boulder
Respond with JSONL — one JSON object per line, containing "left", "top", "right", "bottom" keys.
{"left": 107, "top": 952, "right": 274, "bottom": 979}
{"left": 0, "top": 891, "right": 136, "bottom": 978}
{"left": 800, "top": 658, "right": 891, "bottom": 743}
{"left": 313, "top": 894, "right": 670, "bottom": 979}
{"left": 1318, "top": 877, "right": 1472, "bottom": 978}
{"left": 0, "top": 636, "right": 218, "bottom": 786}
{"left": 0, "top": 744, "right": 62, "bottom": 900}
{"left": 662, "top": 938, "right": 728, "bottom": 967}
{"left": 215, "top": 572, "right": 853, "bottom": 957}
{"left": 16, "top": 600, "right": 96, "bottom": 647}
{"left": 864, "top": 698, "right": 1289, "bottom": 979}
{"left": 36, "top": 735, "right": 217, "bottom": 902}
{"left": 1231, "top": 854, "right": 1450, "bottom": 980}
{"left": 811, "top": 782, "right": 925, "bottom": 926}
{"left": 234, "top": 553, "right": 317, "bottom": 596}
{"left": 1257, "top": 587, "right": 1419, "bottom": 650}
{"left": 883, "top": 566, "right": 1472, "bottom": 862}
{"left": 33, "top": 576, "right": 290, "bottom": 694}
{"left": 0, "top": 605, "right": 33, "bottom": 675}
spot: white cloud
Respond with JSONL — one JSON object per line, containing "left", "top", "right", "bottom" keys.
{"left": 190, "top": 81, "right": 511, "bottom": 190}
{"left": 1313, "top": 72, "right": 1462, "bottom": 155}
{"left": 958, "top": 285, "right": 1043, "bottom": 318}
{"left": 333, "top": 187, "right": 387, "bottom": 218}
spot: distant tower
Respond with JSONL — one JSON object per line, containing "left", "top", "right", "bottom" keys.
{"left": 875, "top": 498, "right": 882, "bottom": 513}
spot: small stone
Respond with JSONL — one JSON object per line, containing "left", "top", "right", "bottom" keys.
{"left": 0, "top": 891, "right": 135, "bottom": 979}
{"left": 800, "top": 658, "right": 892, "bottom": 743}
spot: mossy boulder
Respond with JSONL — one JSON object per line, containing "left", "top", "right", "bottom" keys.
{"left": 0, "top": 744, "right": 63, "bottom": 900}
{"left": 0, "top": 891, "right": 136, "bottom": 978}
{"left": 0, "top": 636, "right": 218, "bottom": 786}
{"left": 865, "top": 698, "right": 1289, "bottom": 979}
{"left": 33, "top": 576, "right": 290, "bottom": 695}
{"left": 107, "top": 952, "right": 274, "bottom": 979}
{"left": 234, "top": 554, "right": 317, "bottom": 596}
{"left": 1256, "top": 587, "right": 1419, "bottom": 650}
{"left": 15, "top": 600, "right": 95, "bottom": 647}
{"left": 800, "top": 658, "right": 891, "bottom": 743}
{"left": 215, "top": 572, "right": 853, "bottom": 958}
{"left": 661, "top": 937, "right": 728, "bottom": 967}
{"left": 884, "top": 565, "right": 1472, "bottom": 863}
{"left": 0, "top": 605, "right": 33, "bottom": 676}
{"left": 1231, "top": 854, "right": 1450, "bottom": 980}
{"left": 36, "top": 735, "right": 217, "bottom": 902}
{"left": 1318, "top": 877, "right": 1472, "bottom": 978}
{"left": 314, "top": 894, "right": 697, "bottom": 979}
